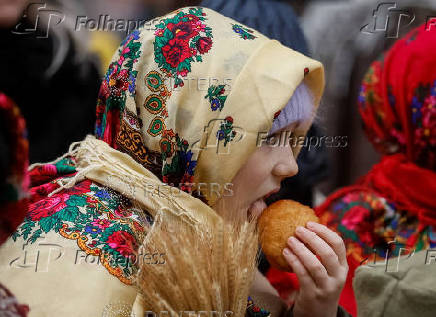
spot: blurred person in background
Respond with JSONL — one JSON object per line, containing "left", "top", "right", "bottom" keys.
{"left": 0, "top": 92, "right": 29, "bottom": 316}
{"left": 0, "top": 0, "right": 100, "bottom": 163}
{"left": 302, "top": 0, "right": 436, "bottom": 194}
{"left": 316, "top": 24, "right": 436, "bottom": 316}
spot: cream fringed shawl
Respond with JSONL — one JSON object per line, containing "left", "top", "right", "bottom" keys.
{"left": 59, "top": 136, "right": 220, "bottom": 233}
{"left": 48, "top": 135, "right": 283, "bottom": 317}
{"left": 62, "top": 136, "right": 265, "bottom": 316}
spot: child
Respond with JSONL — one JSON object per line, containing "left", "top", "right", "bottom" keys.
{"left": 0, "top": 7, "right": 347, "bottom": 316}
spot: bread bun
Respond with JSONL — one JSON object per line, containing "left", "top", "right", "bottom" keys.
{"left": 258, "top": 200, "right": 319, "bottom": 272}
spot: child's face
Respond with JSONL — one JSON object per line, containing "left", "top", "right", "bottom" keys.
{"left": 214, "top": 122, "right": 301, "bottom": 220}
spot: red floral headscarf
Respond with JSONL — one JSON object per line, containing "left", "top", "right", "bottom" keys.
{"left": 0, "top": 93, "right": 29, "bottom": 245}
{"left": 0, "top": 93, "right": 29, "bottom": 316}
{"left": 319, "top": 24, "right": 436, "bottom": 230}
{"left": 358, "top": 24, "right": 436, "bottom": 169}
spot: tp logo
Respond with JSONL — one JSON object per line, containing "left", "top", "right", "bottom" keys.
{"left": 192, "top": 118, "right": 245, "bottom": 155}
{"left": 12, "top": 2, "right": 65, "bottom": 38}
{"left": 9, "top": 241, "right": 64, "bottom": 272}
{"left": 361, "top": 2, "right": 415, "bottom": 38}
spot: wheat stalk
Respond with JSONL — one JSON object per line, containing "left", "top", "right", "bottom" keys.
{"left": 136, "top": 214, "right": 259, "bottom": 316}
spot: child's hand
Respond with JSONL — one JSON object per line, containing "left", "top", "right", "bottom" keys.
{"left": 282, "top": 221, "right": 348, "bottom": 317}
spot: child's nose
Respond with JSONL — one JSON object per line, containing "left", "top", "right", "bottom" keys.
{"left": 272, "top": 146, "right": 299, "bottom": 178}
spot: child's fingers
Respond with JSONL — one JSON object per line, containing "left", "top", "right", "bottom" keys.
{"left": 306, "top": 222, "right": 347, "bottom": 266}
{"left": 295, "top": 226, "right": 341, "bottom": 277}
{"left": 287, "top": 236, "right": 328, "bottom": 287}
{"left": 282, "top": 247, "right": 315, "bottom": 289}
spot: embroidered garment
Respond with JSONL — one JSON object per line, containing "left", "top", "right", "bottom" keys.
{"left": 0, "top": 7, "right": 324, "bottom": 316}
{"left": 315, "top": 24, "right": 436, "bottom": 316}
{"left": 0, "top": 93, "right": 29, "bottom": 316}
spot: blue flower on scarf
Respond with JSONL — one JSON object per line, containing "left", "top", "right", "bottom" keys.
{"left": 121, "top": 29, "right": 140, "bottom": 46}
{"left": 211, "top": 98, "right": 220, "bottom": 111}
{"left": 411, "top": 96, "right": 422, "bottom": 125}
{"left": 95, "top": 189, "right": 111, "bottom": 201}
{"left": 128, "top": 73, "right": 137, "bottom": 94}
{"left": 85, "top": 225, "right": 102, "bottom": 235}
{"left": 180, "top": 150, "right": 197, "bottom": 176}
{"left": 358, "top": 85, "right": 366, "bottom": 106}
{"left": 217, "top": 130, "right": 225, "bottom": 141}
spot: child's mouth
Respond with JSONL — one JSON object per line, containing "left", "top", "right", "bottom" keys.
{"left": 247, "top": 198, "right": 268, "bottom": 219}
{"left": 247, "top": 187, "right": 280, "bottom": 219}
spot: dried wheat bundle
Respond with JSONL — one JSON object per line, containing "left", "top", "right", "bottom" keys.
{"left": 136, "top": 213, "right": 260, "bottom": 317}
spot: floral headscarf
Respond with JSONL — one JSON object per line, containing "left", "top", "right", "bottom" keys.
{"left": 0, "top": 93, "right": 29, "bottom": 316}
{"left": 0, "top": 93, "right": 29, "bottom": 245}
{"left": 352, "top": 24, "right": 436, "bottom": 226}
{"left": 94, "top": 6, "right": 324, "bottom": 207}
{"left": 358, "top": 25, "right": 436, "bottom": 169}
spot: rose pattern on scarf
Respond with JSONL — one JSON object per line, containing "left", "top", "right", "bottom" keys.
{"left": 95, "top": 29, "right": 141, "bottom": 143}
{"left": 204, "top": 84, "right": 227, "bottom": 111}
{"left": 0, "top": 93, "right": 29, "bottom": 245}
{"left": 196, "top": 36, "right": 213, "bottom": 54}
{"left": 106, "top": 231, "right": 138, "bottom": 258}
{"left": 321, "top": 190, "right": 436, "bottom": 265}
{"left": 11, "top": 159, "right": 147, "bottom": 284}
{"left": 154, "top": 7, "right": 213, "bottom": 88}
{"left": 231, "top": 23, "right": 257, "bottom": 40}
{"left": 162, "top": 38, "right": 192, "bottom": 68}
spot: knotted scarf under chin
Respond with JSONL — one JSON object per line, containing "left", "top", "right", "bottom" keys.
{"left": 362, "top": 154, "right": 436, "bottom": 230}
{"left": 318, "top": 153, "right": 436, "bottom": 247}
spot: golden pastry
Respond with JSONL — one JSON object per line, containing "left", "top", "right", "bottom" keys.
{"left": 258, "top": 200, "right": 319, "bottom": 272}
